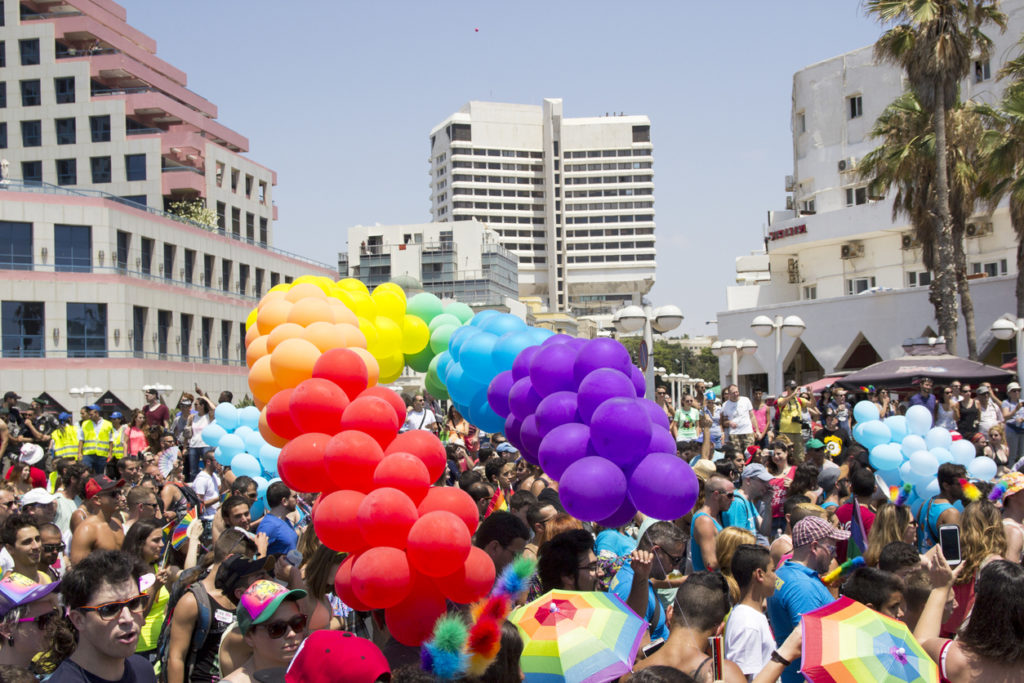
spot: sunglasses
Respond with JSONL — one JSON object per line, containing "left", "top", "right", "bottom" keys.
{"left": 42, "top": 543, "right": 64, "bottom": 553}
{"left": 17, "top": 609, "right": 57, "bottom": 631}
{"left": 657, "top": 546, "right": 684, "bottom": 567}
{"left": 258, "top": 613, "right": 307, "bottom": 639}
{"left": 77, "top": 594, "right": 147, "bottom": 620}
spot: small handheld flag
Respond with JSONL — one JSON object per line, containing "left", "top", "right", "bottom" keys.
{"left": 822, "top": 556, "right": 865, "bottom": 585}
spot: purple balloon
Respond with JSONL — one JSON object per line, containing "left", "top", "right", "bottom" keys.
{"left": 573, "top": 338, "right": 634, "bottom": 385}
{"left": 538, "top": 423, "right": 594, "bottom": 480}
{"left": 559, "top": 456, "right": 628, "bottom": 522}
{"left": 542, "top": 333, "right": 576, "bottom": 347}
{"left": 535, "top": 391, "right": 580, "bottom": 437}
{"left": 529, "top": 343, "right": 580, "bottom": 397}
{"left": 589, "top": 397, "right": 653, "bottom": 469}
{"left": 567, "top": 337, "right": 588, "bottom": 351}
{"left": 596, "top": 495, "right": 638, "bottom": 528}
{"left": 520, "top": 415, "right": 543, "bottom": 461}
{"left": 638, "top": 398, "right": 671, "bottom": 431}
{"left": 630, "top": 366, "right": 645, "bottom": 397}
{"left": 577, "top": 369, "right": 637, "bottom": 424}
{"left": 648, "top": 425, "right": 676, "bottom": 455}
{"left": 487, "top": 370, "right": 515, "bottom": 418}
{"left": 504, "top": 413, "right": 523, "bottom": 447}
{"left": 629, "top": 453, "right": 699, "bottom": 520}
{"left": 508, "top": 377, "right": 542, "bottom": 421}
{"left": 512, "top": 345, "right": 540, "bottom": 381}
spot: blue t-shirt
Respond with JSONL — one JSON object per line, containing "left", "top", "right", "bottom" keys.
{"left": 909, "top": 393, "right": 937, "bottom": 413}
{"left": 609, "top": 564, "right": 668, "bottom": 641}
{"left": 913, "top": 496, "right": 955, "bottom": 553}
{"left": 595, "top": 529, "right": 637, "bottom": 558}
{"left": 766, "top": 561, "right": 835, "bottom": 683}
{"left": 258, "top": 513, "right": 298, "bottom": 556}
{"left": 689, "top": 511, "right": 723, "bottom": 572}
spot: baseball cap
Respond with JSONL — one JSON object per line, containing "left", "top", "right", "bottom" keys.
{"left": 818, "top": 463, "right": 840, "bottom": 492}
{"left": 496, "top": 442, "right": 518, "bottom": 454}
{"left": 31, "top": 396, "right": 46, "bottom": 404}
{"left": 84, "top": 475, "right": 126, "bottom": 500}
{"left": 741, "top": 463, "right": 772, "bottom": 483}
{"left": 976, "top": 385, "right": 990, "bottom": 395}
{"left": 0, "top": 573, "right": 60, "bottom": 617}
{"left": 215, "top": 554, "right": 276, "bottom": 599}
{"left": 19, "top": 443, "right": 44, "bottom": 466}
{"left": 110, "top": 411, "right": 123, "bottom": 419}
{"left": 20, "top": 488, "right": 57, "bottom": 506}
{"left": 85, "top": 404, "right": 100, "bottom": 411}
{"left": 787, "top": 380, "right": 798, "bottom": 389}
{"left": 792, "top": 516, "right": 850, "bottom": 548}
{"left": 58, "top": 412, "right": 72, "bottom": 422}
{"left": 235, "top": 579, "right": 306, "bottom": 636}
{"left": 1009, "top": 382, "right": 1021, "bottom": 392}
{"left": 3, "top": 392, "right": 20, "bottom": 401}
{"left": 276, "top": 630, "right": 391, "bottom": 683}
{"left": 806, "top": 438, "right": 825, "bottom": 450}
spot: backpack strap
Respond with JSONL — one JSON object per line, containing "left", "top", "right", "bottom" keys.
{"left": 647, "top": 587, "right": 663, "bottom": 638}
{"left": 184, "top": 581, "right": 213, "bottom": 678}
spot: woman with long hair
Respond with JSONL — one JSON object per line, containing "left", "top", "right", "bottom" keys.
{"left": 784, "top": 462, "right": 821, "bottom": 507}
{"left": 124, "top": 409, "right": 148, "bottom": 458}
{"left": 715, "top": 526, "right": 756, "bottom": 603}
{"left": 8, "top": 465, "right": 32, "bottom": 497}
{"left": 941, "top": 500, "right": 1006, "bottom": 637}
{"left": 751, "top": 389, "right": 770, "bottom": 447}
{"left": 445, "top": 405, "right": 478, "bottom": 454}
{"left": 987, "top": 424, "right": 1011, "bottom": 472}
{"left": 863, "top": 502, "right": 916, "bottom": 566}
{"left": 185, "top": 394, "right": 215, "bottom": 483}
{"left": 957, "top": 385, "right": 981, "bottom": 440}
{"left": 300, "top": 544, "right": 345, "bottom": 631}
{"left": 766, "top": 442, "right": 797, "bottom": 539}
{"left": 121, "top": 518, "right": 175, "bottom": 667}
{"left": 936, "top": 385, "right": 960, "bottom": 431}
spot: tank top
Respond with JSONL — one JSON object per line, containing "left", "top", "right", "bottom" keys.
{"left": 689, "top": 511, "right": 723, "bottom": 572}
{"left": 191, "top": 585, "right": 236, "bottom": 682}
{"left": 957, "top": 400, "right": 980, "bottom": 437}
{"left": 936, "top": 403, "right": 957, "bottom": 430}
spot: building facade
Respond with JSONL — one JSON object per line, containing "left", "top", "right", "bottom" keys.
{"left": 0, "top": 0, "right": 336, "bottom": 411}
{"left": 428, "top": 99, "right": 656, "bottom": 315}
{"left": 717, "top": 5, "right": 1024, "bottom": 395}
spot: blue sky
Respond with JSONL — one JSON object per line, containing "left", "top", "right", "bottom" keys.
{"left": 129, "top": 1, "right": 884, "bottom": 337}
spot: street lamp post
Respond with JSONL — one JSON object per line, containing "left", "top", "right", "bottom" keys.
{"left": 612, "top": 304, "right": 683, "bottom": 399}
{"left": 751, "top": 314, "right": 806, "bottom": 396}
{"left": 711, "top": 338, "right": 758, "bottom": 387}
{"left": 991, "top": 316, "right": 1024, "bottom": 387}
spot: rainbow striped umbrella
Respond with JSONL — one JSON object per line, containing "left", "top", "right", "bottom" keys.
{"left": 509, "top": 590, "right": 645, "bottom": 683}
{"left": 801, "top": 597, "right": 939, "bottom": 683}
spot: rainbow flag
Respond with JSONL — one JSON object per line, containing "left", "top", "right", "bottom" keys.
{"left": 485, "top": 488, "right": 508, "bottom": 518}
{"left": 165, "top": 508, "right": 196, "bottom": 550}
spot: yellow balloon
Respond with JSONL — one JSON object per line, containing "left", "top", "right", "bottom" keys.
{"left": 373, "top": 282, "right": 407, "bottom": 304}
{"left": 268, "top": 282, "right": 291, "bottom": 295}
{"left": 373, "top": 316, "right": 403, "bottom": 358}
{"left": 333, "top": 288, "right": 357, "bottom": 311}
{"left": 347, "top": 291, "right": 378, "bottom": 320}
{"left": 357, "top": 317, "right": 379, "bottom": 350}
{"left": 371, "top": 290, "right": 406, "bottom": 322}
{"left": 284, "top": 282, "right": 327, "bottom": 303}
{"left": 337, "top": 278, "right": 370, "bottom": 296}
{"left": 245, "top": 307, "right": 258, "bottom": 331}
{"left": 377, "top": 351, "right": 405, "bottom": 384}
{"left": 401, "top": 316, "right": 430, "bottom": 355}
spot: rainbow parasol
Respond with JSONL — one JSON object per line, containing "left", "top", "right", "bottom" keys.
{"left": 801, "top": 596, "right": 939, "bottom": 683}
{"left": 165, "top": 508, "right": 196, "bottom": 550}
{"left": 509, "top": 590, "right": 645, "bottom": 683}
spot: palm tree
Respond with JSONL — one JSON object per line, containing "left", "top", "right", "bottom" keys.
{"left": 865, "top": 0, "right": 1005, "bottom": 356}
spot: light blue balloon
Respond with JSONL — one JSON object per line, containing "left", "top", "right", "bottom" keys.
{"left": 931, "top": 447, "right": 953, "bottom": 465}
{"left": 878, "top": 467, "right": 902, "bottom": 487}
{"left": 906, "top": 405, "right": 933, "bottom": 436}
{"left": 243, "top": 430, "right": 266, "bottom": 456}
{"left": 460, "top": 332, "right": 498, "bottom": 382}
{"left": 239, "top": 405, "right": 261, "bottom": 431}
{"left": 493, "top": 329, "right": 541, "bottom": 371}
{"left": 479, "top": 313, "right": 527, "bottom": 337}
{"left": 258, "top": 445, "right": 280, "bottom": 476}
{"left": 230, "top": 452, "right": 262, "bottom": 479}
{"left": 909, "top": 449, "right": 939, "bottom": 477}
{"left": 900, "top": 461, "right": 923, "bottom": 486}
{"left": 234, "top": 425, "right": 255, "bottom": 442}
{"left": 524, "top": 326, "right": 555, "bottom": 346}
{"left": 249, "top": 499, "right": 265, "bottom": 520}
{"left": 869, "top": 443, "right": 903, "bottom": 471}
{"left": 254, "top": 475, "right": 270, "bottom": 499}
{"left": 853, "top": 400, "right": 880, "bottom": 424}
{"left": 201, "top": 422, "right": 227, "bottom": 448}
{"left": 915, "top": 478, "right": 940, "bottom": 500}
{"left": 213, "top": 447, "right": 231, "bottom": 467}
{"left": 218, "top": 434, "right": 245, "bottom": 460}
{"left": 950, "top": 439, "right": 976, "bottom": 467}
{"left": 469, "top": 310, "right": 501, "bottom": 328}
{"left": 967, "top": 456, "right": 997, "bottom": 481}
{"left": 901, "top": 434, "right": 928, "bottom": 458}
{"left": 925, "top": 427, "right": 953, "bottom": 451}
{"left": 884, "top": 415, "right": 908, "bottom": 443}
{"left": 447, "top": 325, "right": 482, "bottom": 362}
{"left": 215, "top": 403, "right": 239, "bottom": 432}
{"left": 858, "top": 421, "right": 892, "bottom": 450}
{"left": 852, "top": 423, "right": 866, "bottom": 446}
{"left": 436, "top": 351, "right": 454, "bottom": 381}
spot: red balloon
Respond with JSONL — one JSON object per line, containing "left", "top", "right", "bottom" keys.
{"left": 276, "top": 432, "right": 332, "bottom": 493}
{"left": 312, "top": 347, "right": 369, "bottom": 399}
{"left": 324, "top": 430, "right": 384, "bottom": 493}
{"left": 351, "top": 547, "right": 411, "bottom": 609}
{"left": 357, "top": 487, "right": 418, "bottom": 549}
{"left": 358, "top": 387, "right": 407, "bottom": 427}
{"left": 434, "top": 546, "right": 495, "bottom": 604}
{"left": 406, "top": 511, "right": 471, "bottom": 577}
{"left": 334, "top": 554, "right": 371, "bottom": 612}
{"left": 289, "top": 378, "right": 350, "bottom": 434}
{"left": 341, "top": 396, "right": 400, "bottom": 449}
{"left": 384, "top": 572, "right": 447, "bottom": 646}
{"left": 373, "top": 453, "right": 430, "bottom": 506}
{"left": 265, "top": 388, "right": 301, "bottom": 441}
{"left": 385, "top": 431, "right": 447, "bottom": 483}
{"left": 417, "top": 487, "right": 480, "bottom": 535}
{"left": 313, "top": 490, "right": 367, "bottom": 553}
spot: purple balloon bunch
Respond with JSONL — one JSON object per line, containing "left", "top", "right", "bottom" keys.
{"left": 488, "top": 335, "right": 699, "bottom": 524}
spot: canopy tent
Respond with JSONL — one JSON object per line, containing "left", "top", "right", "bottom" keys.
{"left": 804, "top": 375, "right": 844, "bottom": 395}
{"left": 835, "top": 355, "right": 1012, "bottom": 390}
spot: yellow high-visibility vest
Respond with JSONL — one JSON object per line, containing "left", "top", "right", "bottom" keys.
{"left": 111, "top": 425, "right": 125, "bottom": 459}
{"left": 82, "top": 419, "right": 113, "bottom": 458}
{"left": 51, "top": 425, "right": 80, "bottom": 460}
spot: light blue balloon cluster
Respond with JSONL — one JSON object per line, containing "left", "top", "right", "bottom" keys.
{"left": 200, "top": 403, "right": 281, "bottom": 481}
{"left": 854, "top": 400, "right": 997, "bottom": 501}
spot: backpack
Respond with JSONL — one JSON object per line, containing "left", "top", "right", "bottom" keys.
{"left": 155, "top": 568, "right": 211, "bottom": 683}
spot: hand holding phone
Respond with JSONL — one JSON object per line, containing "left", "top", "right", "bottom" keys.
{"left": 938, "top": 525, "right": 961, "bottom": 567}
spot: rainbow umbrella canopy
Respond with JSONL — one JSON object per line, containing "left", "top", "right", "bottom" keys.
{"left": 801, "top": 597, "right": 939, "bottom": 683}
{"left": 509, "top": 589, "right": 645, "bottom": 683}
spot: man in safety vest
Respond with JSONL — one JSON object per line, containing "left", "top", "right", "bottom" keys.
{"left": 80, "top": 404, "right": 113, "bottom": 475}
{"left": 50, "top": 413, "right": 80, "bottom": 462}
{"left": 104, "top": 412, "right": 126, "bottom": 478}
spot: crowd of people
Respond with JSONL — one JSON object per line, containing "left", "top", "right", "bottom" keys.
{"left": 0, "top": 377, "right": 1018, "bottom": 682}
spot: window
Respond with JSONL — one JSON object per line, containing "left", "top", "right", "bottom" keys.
{"left": 116, "top": 231, "right": 129, "bottom": 272}
{"left": 66, "top": 303, "right": 107, "bottom": 358}
{"left": 20, "top": 79, "right": 40, "bottom": 106}
{"left": 907, "top": 271, "right": 932, "bottom": 287}
{"left": 632, "top": 125, "right": 650, "bottom": 143}
{"left": 230, "top": 168, "right": 239, "bottom": 192}
{"left": 231, "top": 207, "right": 240, "bottom": 237}
{"left": 270, "top": 272, "right": 280, "bottom": 288}
{"left": 125, "top": 154, "right": 146, "bottom": 181}
{"left": 216, "top": 201, "right": 226, "bottom": 231}
{"left": 238, "top": 323, "right": 246, "bottom": 363}
{"left": 215, "top": 162, "right": 224, "bottom": 187}
{"left": 90, "top": 156, "right": 111, "bottom": 183}
{"left": 2, "top": 301, "right": 44, "bottom": 357}
{"left": 221, "top": 259, "right": 232, "bottom": 291}
{"left": 19, "top": 39, "right": 39, "bottom": 66}
{"left": 132, "top": 306, "right": 146, "bottom": 357}
{"left": 0, "top": 221, "right": 32, "bottom": 270}
{"left": 120, "top": 195, "right": 146, "bottom": 207}
{"left": 238, "top": 264, "right": 249, "bottom": 296}
{"left": 203, "top": 254, "right": 214, "bottom": 288}
{"left": 0, "top": 41, "right": 4, "bottom": 67}
{"left": 797, "top": 111, "right": 806, "bottom": 134}
{"left": 54, "top": 76, "right": 74, "bottom": 103}
{"left": 246, "top": 212, "right": 254, "bottom": 241}
{"left": 183, "top": 249, "right": 195, "bottom": 284}
{"left": 258, "top": 181, "right": 267, "bottom": 203}
{"left": 140, "top": 237, "right": 153, "bottom": 275}
{"left": 803, "top": 285, "right": 817, "bottom": 301}
{"left": 220, "top": 320, "right": 231, "bottom": 363}
{"left": 162, "top": 244, "right": 174, "bottom": 280}
{"left": 56, "top": 158, "right": 76, "bottom": 185}
{"left": 21, "top": 161, "right": 41, "bottom": 183}
{"left": 254, "top": 268, "right": 264, "bottom": 297}
{"left": 846, "top": 276, "right": 877, "bottom": 295}
{"left": 848, "top": 95, "right": 863, "bottom": 119}
{"left": 259, "top": 217, "right": 267, "bottom": 245}
{"left": 201, "top": 317, "right": 213, "bottom": 361}
{"left": 245, "top": 174, "right": 253, "bottom": 197}
{"left": 54, "top": 224, "right": 90, "bottom": 272}
{"left": 20, "top": 120, "right": 40, "bottom": 147}
{"left": 55, "top": 117, "right": 75, "bottom": 144}
{"left": 0, "top": 82, "right": 6, "bottom": 108}
{"left": 0, "top": 122, "right": 5, "bottom": 149}
{"left": 800, "top": 198, "right": 816, "bottom": 215}
{"left": 90, "top": 115, "right": 110, "bottom": 142}
{"left": 157, "top": 310, "right": 170, "bottom": 357}
{"left": 845, "top": 186, "right": 868, "bottom": 206}
{"left": 975, "top": 60, "right": 991, "bottom": 83}
{"left": 972, "top": 260, "right": 1008, "bottom": 277}
{"left": 180, "top": 314, "right": 192, "bottom": 360}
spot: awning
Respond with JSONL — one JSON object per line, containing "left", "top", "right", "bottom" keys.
{"left": 836, "top": 355, "right": 1012, "bottom": 389}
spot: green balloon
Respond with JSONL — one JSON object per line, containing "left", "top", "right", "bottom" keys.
{"left": 405, "top": 345, "right": 434, "bottom": 373}
{"left": 444, "top": 301, "right": 474, "bottom": 324}
{"left": 428, "top": 313, "right": 461, "bottom": 333}
{"left": 430, "top": 324, "right": 457, "bottom": 355}
{"left": 407, "top": 292, "right": 444, "bottom": 324}
{"left": 425, "top": 371, "right": 448, "bottom": 401}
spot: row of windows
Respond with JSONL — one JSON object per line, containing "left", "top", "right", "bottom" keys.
{"left": 565, "top": 162, "right": 652, "bottom": 172}
{"left": 564, "top": 214, "right": 655, "bottom": 224}
{"left": 214, "top": 202, "right": 269, "bottom": 245}
{"left": 453, "top": 214, "right": 546, "bottom": 225}
{"left": 214, "top": 163, "right": 267, "bottom": 203}
{"left": 451, "top": 174, "right": 544, "bottom": 186}
{"left": 451, "top": 187, "right": 544, "bottom": 199}
{"left": 452, "top": 201, "right": 544, "bottom": 212}
{"left": 567, "top": 227, "right": 655, "bottom": 237}
{"left": 6, "top": 155, "right": 145, "bottom": 185}
{"left": 564, "top": 149, "right": 652, "bottom": 159}
{"left": 492, "top": 229, "right": 546, "bottom": 238}
{"left": 564, "top": 175, "right": 653, "bottom": 185}
{"left": 0, "top": 75, "right": 76, "bottom": 108}
{"left": 566, "top": 241, "right": 655, "bottom": 250}
{"left": 452, "top": 160, "right": 543, "bottom": 171}
{"left": 1, "top": 301, "right": 106, "bottom": 358}
{"left": 567, "top": 253, "right": 655, "bottom": 263}
{"left": 517, "top": 256, "right": 547, "bottom": 264}
{"left": 566, "top": 201, "right": 654, "bottom": 211}
{"left": 0, "top": 113, "right": 112, "bottom": 143}
{"left": 450, "top": 147, "right": 543, "bottom": 159}
{"left": 566, "top": 188, "right": 653, "bottom": 198}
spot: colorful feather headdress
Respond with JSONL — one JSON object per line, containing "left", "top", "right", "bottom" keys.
{"left": 889, "top": 483, "right": 913, "bottom": 507}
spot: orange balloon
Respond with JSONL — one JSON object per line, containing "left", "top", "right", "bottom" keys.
{"left": 254, "top": 397, "right": 266, "bottom": 411}
{"left": 244, "top": 322, "right": 261, "bottom": 349}
{"left": 256, "top": 299, "right": 293, "bottom": 336}
{"left": 267, "top": 323, "right": 305, "bottom": 353}
{"left": 335, "top": 323, "right": 368, "bottom": 349}
{"left": 270, "top": 337, "right": 322, "bottom": 388}
{"left": 258, "top": 289, "right": 288, "bottom": 310}
{"left": 329, "top": 300, "right": 359, "bottom": 327}
{"left": 246, "top": 335, "right": 270, "bottom": 368}
{"left": 285, "top": 282, "right": 326, "bottom": 303}
{"left": 301, "top": 321, "right": 348, "bottom": 352}
{"left": 248, "top": 355, "right": 281, "bottom": 404}
{"left": 349, "top": 347, "right": 380, "bottom": 387}
{"left": 259, "top": 407, "right": 290, "bottom": 448}
{"left": 287, "top": 297, "right": 334, "bottom": 327}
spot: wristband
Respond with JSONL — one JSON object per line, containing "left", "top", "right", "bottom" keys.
{"left": 770, "top": 650, "right": 792, "bottom": 667}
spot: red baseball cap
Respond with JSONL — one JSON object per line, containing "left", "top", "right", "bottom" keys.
{"left": 284, "top": 631, "right": 390, "bottom": 683}
{"left": 84, "top": 475, "right": 126, "bottom": 500}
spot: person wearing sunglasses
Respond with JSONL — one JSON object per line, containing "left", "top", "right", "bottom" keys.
{"left": 221, "top": 580, "right": 307, "bottom": 682}
{"left": 49, "top": 549, "right": 155, "bottom": 682}
{"left": 690, "top": 474, "right": 733, "bottom": 572}
{"left": 0, "top": 572, "right": 61, "bottom": 669}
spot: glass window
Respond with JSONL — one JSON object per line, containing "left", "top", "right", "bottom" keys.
{"left": 20, "top": 120, "right": 40, "bottom": 147}
{"left": 221, "top": 259, "right": 232, "bottom": 291}
{"left": 201, "top": 317, "right": 212, "bottom": 361}
{"left": 55, "top": 117, "right": 75, "bottom": 144}
{"left": 0, "top": 41, "right": 5, "bottom": 67}
{"left": 90, "top": 156, "right": 111, "bottom": 183}
{"left": 162, "top": 243, "right": 174, "bottom": 280}
{"left": 116, "top": 231, "right": 129, "bottom": 272}
{"left": 259, "top": 217, "right": 267, "bottom": 245}
{"left": 120, "top": 195, "right": 146, "bottom": 207}
{"left": 54, "top": 224, "right": 90, "bottom": 272}
{"left": 220, "top": 320, "right": 231, "bottom": 363}
{"left": 140, "top": 237, "right": 153, "bottom": 275}
{"left": 132, "top": 306, "right": 146, "bottom": 357}
{"left": 183, "top": 249, "right": 195, "bottom": 284}
{"left": 0, "top": 82, "right": 6, "bottom": 108}
{"left": 180, "top": 314, "right": 192, "bottom": 359}
{"left": 203, "top": 254, "right": 214, "bottom": 288}
{"left": 55, "top": 158, "right": 76, "bottom": 185}
{"left": 125, "top": 154, "right": 146, "bottom": 181}
{"left": 21, "top": 161, "right": 41, "bottom": 183}
{"left": 216, "top": 202, "right": 226, "bottom": 230}
{"left": 54, "top": 76, "right": 74, "bottom": 103}
{"left": 0, "top": 122, "right": 5, "bottom": 149}
{"left": 19, "top": 39, "right": 39, "bottom": 66}
{"left": 231, "top": 207, "right": 240, "bottom": 236}
{"left": 2, "top": 301, "right": 44, "bottom": 358}
{"left": 89, "top": 115, "right": 110, "bottom": 142}
{"left": 156, "top": 310, "right": 170, "bottom": 356}
{"left": 20, "top": 79, "right": 40, "bottom": 106}
{"left": 848, "top": 95, "right": 863, "bottom": 119}
{"left": 246, "top": 212, "right": 254, "bottom": 241}
{"left": 238, "top": 264, "right": 249, "bottom": 296}
{"left": 66, "top": 303, "right": 107, "bottom": 358}
{"left": 0, "top": 221, "right": 32, "bottom": 270}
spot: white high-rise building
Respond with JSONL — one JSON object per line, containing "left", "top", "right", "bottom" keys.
{"left": 429, "top": 99, "right": 656, "bottom": 315}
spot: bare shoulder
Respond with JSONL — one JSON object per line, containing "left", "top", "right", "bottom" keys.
{"left": 220, "top": 664, "right": 254, "bottom": 683}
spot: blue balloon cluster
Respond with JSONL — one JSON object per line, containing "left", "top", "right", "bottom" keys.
{"left": 854, "top": 401, "right": 996, "bottom": 501}
{"left": 201, "top": 402, "right": 281, "bottom": 486}
{"left": 489, "top": 335, "right": 699, "bottom": 525}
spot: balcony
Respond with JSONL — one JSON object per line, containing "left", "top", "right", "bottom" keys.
{"left": 162, "top": 165, "right": 206, "bottom": 195}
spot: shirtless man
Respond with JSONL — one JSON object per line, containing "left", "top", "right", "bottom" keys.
{"left": 69, "top": 475, "right": 126, "bottom": 564}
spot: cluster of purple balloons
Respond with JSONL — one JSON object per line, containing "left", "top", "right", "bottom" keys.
{"left": 487, "top": 335, "right": 699, "bottom": 524}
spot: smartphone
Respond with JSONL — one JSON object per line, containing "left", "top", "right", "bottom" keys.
{"left": 641, "top": 638, "right": 666, "bottom": 658}
{"left": 938, "top": 525, "right": 961, "bottom": 566}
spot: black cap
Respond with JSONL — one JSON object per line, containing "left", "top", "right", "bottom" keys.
{"left": 215, "top": 554, "right": 275, "bottom": 597}
{"left": 3, "top": 392, "right": 20, "bottom": 401}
